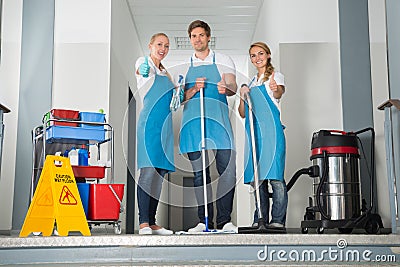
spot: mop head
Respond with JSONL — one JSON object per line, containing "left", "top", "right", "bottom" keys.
{"left": 175, "top": 229, "right": 237, "bottom": 235}
{"left": 238, "top": 219, "right": 286, "bottom": 234}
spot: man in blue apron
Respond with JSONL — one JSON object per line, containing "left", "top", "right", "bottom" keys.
{"left": 179, "top": 20, "right": 238, "bottom": 232}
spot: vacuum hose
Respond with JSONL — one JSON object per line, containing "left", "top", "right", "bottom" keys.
{"left": 269, "top": 165, "right": 319, "bottom": 198}
{"left": 287, "top": 165, "right": 319, "bottom": 192}
{"left": 316, "top": 150, "right": 331, "bottom": 220}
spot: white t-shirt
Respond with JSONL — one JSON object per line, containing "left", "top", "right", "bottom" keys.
{"left": 250, "top": 71, "right": 285, "bottom": 108}
{"left": 169, "top": 49, "right": 236, "bottom": 84}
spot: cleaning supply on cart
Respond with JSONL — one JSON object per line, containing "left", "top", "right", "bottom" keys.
{"left": 55, "top": 151, "right": 62, "bottom": 165}
{"left": 78, "top": 145, "right": 89, "bottom": 166}
{"left": 68, "top": 147, "right": 78, "bottom": 166}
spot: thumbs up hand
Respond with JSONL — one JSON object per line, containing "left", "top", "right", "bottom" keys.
{"left": 217, "top": 73, "right": 228, "bottom": 94}
{"left": 139, "top": 56, "right": 150, "bottom": 78}
{"left": 269, "top": 72, "right": 278, "bottom": 92}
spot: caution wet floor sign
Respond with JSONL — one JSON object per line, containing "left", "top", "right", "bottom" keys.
{"left": 20, "top": 155, "right": 91, "bottom": 237}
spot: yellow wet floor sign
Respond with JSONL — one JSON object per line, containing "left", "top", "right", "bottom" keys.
{"left": 20, "top": 155, "right": 91, "bottom": 237}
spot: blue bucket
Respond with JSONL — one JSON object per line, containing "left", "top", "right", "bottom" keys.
{"left": 77, "top": 183, "right": 90, "bottom": 217}
{"left": 79, "top": 112, "right": 105, "bottom": 129}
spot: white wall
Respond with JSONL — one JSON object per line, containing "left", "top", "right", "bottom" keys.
{"left": 110, "top": 0, "right": 143, "bottom": 232}
{"left": 0, "top": 0, "right": 23, "bottom": 232}
{"left": 52, "top": 0, "right": 111, "bottom": 112}
{"left": 52, "top": 0, "right": 146, "bottom": 231}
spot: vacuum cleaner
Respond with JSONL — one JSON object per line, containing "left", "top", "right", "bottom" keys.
{"left": 298, "top": 127, "right": 383, "bottom": 234}
{"left": 239, "top": 126, "right": 383, "bottom": 234}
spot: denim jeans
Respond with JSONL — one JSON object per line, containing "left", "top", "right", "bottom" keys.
{"left": 137, "top": 167, "right": 168, "bottom": 225}
{"left": 253, "top": 179, "right": 288, "bottom": 225}
{"left": 187, "top": 149, "right": 236, "bottom": 229}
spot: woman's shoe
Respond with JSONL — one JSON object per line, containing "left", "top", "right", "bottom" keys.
{"left": 152, "top": 227, "right": 173, "bottom": 235}
{"left": 138, "top": 226, "right": 152, "bottom": 235}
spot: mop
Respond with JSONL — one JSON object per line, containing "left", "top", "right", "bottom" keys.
{"left": 199, "top": 85, "right": 212, "bottom": 232}
{"left": 238, "top": 93, "right": 285, "bottom": 234}
{"left": 176, "top": 85, "right": 235, "bottom": 235}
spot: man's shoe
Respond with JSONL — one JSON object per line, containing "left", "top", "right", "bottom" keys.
{"left": 152, "top": 227, "right": 173, "bottom": 235}
{"left": 268, "top": 222, "right": 285, "bottom": 229}
{"left": 138, "top": 226, "right": 152, "bottom": 235}
{"left": 222, "top": 222, "right": 238, "bottom": 233}
{"left": 188, "top": 223, "right": 206, "bottom": 232}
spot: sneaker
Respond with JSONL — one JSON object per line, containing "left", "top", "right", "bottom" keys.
{"left": 188, "top": 223, "right": 206, "bottom": 232}
{"left": 152, "top": 227, "right": 173, "bottom": 235}
{"left": 268, "top": 222, "right": 285, "bottom": 229}
{"left": 138, "top": 226, "right": 152, "bottom": 235}
{"left": 222, "top": 222, "right": 238, "bottom": 233}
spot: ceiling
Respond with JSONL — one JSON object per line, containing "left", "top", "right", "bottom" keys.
{"left": 127, "top": 0, "right": 264, "bottom": 55}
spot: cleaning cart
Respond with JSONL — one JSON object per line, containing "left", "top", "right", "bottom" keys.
{"left": 31, "top": 109, "right": 124, "bottom": 235}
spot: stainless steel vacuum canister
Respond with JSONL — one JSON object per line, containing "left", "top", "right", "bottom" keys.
{"left": 310, "top": 130, "right": 361, "bottom": 220}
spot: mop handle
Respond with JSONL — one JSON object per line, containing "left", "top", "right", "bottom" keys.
{"left": 200, "top": 86, "right": 209, "bottom": 230}
{"left": 246, "top": 93, "right": 262, "bottom": 220}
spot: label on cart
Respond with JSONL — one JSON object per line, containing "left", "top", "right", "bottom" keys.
{"left": 19, "top": 155, "right": 91, "bottom": 237}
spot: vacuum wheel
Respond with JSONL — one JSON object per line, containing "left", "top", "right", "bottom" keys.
{"left": 301, "top": 227, "right": 308, "bottom": 234}
{"left": 316, "top": 227, "right": 324, "bottom": 234}
{"left": 365, "top": 218, "right": 380, "bottom": 234}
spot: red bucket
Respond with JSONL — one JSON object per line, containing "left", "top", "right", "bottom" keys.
{"left": 49, "top": 109, "right": 79, "bottom": 127}
{"left": 88, "top": 184, "right": 124, "bottom": 220}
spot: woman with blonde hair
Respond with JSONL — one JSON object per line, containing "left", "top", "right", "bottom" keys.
{"left": 238, "top": 41, "right": 288, "bottom": 231}
{"left": 135, "top": 33, "right": 175, "bottom": 235}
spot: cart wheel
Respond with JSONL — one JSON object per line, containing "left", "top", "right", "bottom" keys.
{"left": 365, "top": 218, "right": 380, "bottom": 234}
{"left": 316, "top": 227, "right": 324, "bottom": 234}
{"left": 338, "top": 228, "right": 353, "bottom": 234}
{"left": 301, "top": 227, "right": 308, "bottom": 234}
{"left": 114, "top": 223, "right": 122, "bottom": 235}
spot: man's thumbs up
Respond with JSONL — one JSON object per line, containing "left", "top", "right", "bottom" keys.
{"left": 217, "top": 73, "right": 227, "bottom": 94}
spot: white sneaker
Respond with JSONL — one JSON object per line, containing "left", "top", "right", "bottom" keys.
{"left": 188, "top": 223, "right": 206, "bottom": 232}
{"left": 222, "top": 222, "right": 238, "bottom": 233}
{"left": 152, "top": 227, "right": 173, "bottom": 235}
{"left": 268, "top": 222, "right": 285, "bottom": 228}
{"left": 138, "top": 226, "right": 152, "bottom": 235}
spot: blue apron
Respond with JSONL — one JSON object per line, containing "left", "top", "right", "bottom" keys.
{"left": 179, "top": 53, "right": 234, "bottom": 153}
{"left": 244, "top": 84, "right": 286, "bottom": 184}
{"left": 137, "top": 70, "right": 175, "bottom": 172}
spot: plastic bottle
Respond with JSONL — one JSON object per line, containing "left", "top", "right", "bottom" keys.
{"left": 55, "top": 151, "right": 62, "bottom": 165}
{"left": 78, "top": 145, "right": 89, "bottom": 166}
{"left": 68, "top": 147, "right": 79, "bottom": 166}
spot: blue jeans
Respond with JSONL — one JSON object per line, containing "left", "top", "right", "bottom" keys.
{"left": 137, "top": 167, "right": 168, "bottom": 225}
{"left": 253, "top": 179, "right": 287, "bottom": 225}
{"left": 187, "top": 149, "right": 236, "bottom": 229}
